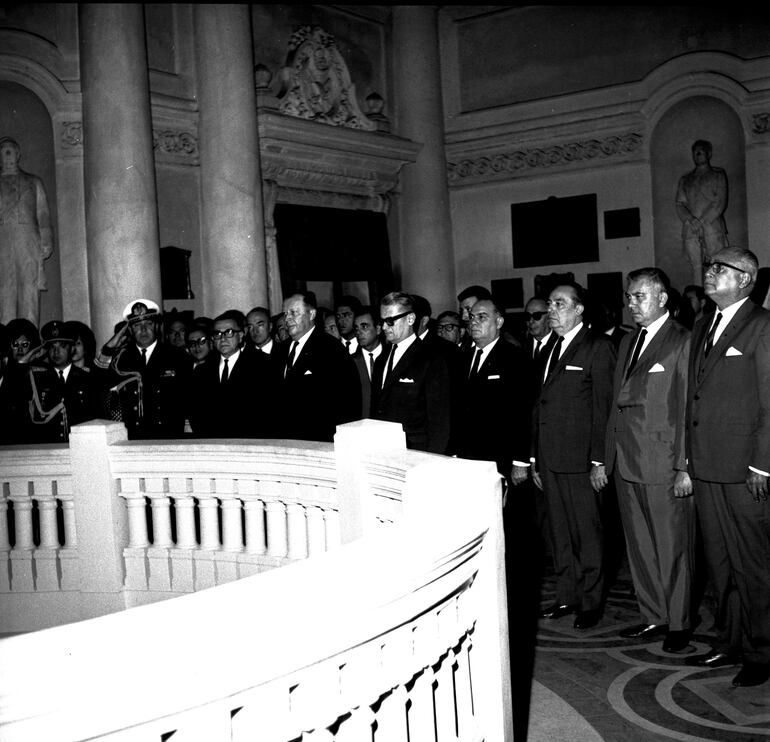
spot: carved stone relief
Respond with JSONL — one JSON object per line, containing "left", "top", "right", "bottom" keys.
{"left": 751, "top": 113, "right": 770, "bottom": 134}
{"left": 276, "top": 25, "right": 377, "bottom": 131}
{"left": 447, "top": 133, "right": 644, "bottom": 184}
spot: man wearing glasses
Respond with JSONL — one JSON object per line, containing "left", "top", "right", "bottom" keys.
{"left": 371, "top": 291, "right": 451, "bottom": 454}
{"left": 524, "top": 297, "right": 557, "bottom": 384}
{"left": 95, "top": 298, "right": 191, "bottom": 439}
{"left": 435, "top": 311, "right": 463, "bottom": 347}
{"left": 189, "top": 310, "right": 278, "bottom": 438}
{"left": 684, "top": 247, "right": 770, "bottom": 688}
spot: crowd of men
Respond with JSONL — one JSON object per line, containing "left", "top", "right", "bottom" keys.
{"left": 0, "top": 245, "right": 768, "bottom": 688}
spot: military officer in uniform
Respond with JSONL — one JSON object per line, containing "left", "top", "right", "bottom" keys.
{"left": 95, "top": 299, "right": 190, "bottom": 439}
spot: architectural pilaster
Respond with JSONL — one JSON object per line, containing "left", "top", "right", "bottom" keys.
{"left": 79, "top": 4, "right": 161, "bottom": 345}
{"left": 195, "top": 4, "right": 268, "bottom": 316}
{"left": 392, "top": 6, "right": 455, "bottom": 307}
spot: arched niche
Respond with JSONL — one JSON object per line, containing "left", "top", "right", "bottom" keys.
{"left": 651, "top": 96, "right": 746, "bottom": 293}
{"left": 0, "top": 79, "right": 60, "bottom": 324}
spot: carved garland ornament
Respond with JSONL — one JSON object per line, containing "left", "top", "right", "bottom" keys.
{"left": 59, "top": 122, "right": 198, "bottom": 159}
{"left": 751, "top": 113, "right": 770, "bottom": 134}
{"left": 447, "top": 133, "right": 644, "bottom": 183}
{"left": 277, "top": 25, "right": 376, "bottom": 131}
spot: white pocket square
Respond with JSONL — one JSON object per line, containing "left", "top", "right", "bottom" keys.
{"left": 648, "top": 363, "right": 665, "bottom": 373}
{"left": 565, "top": 365, "right": 583, "bottom": 371}
{"left": 304, "top": 369, "right": 313, "bottom": 375}
{"left": 487, "top": 374, "right": 501, "bottom": 380}
{"left": 725, "top": 346, "right": 742, "bottom": 357}
{"left": 399, "top": 377, "right": 414, "bottom": 383}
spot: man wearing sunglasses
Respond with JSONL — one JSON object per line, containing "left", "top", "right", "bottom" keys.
{"left": 684, "top": 247, "right": 770, "bottom": 688}
{"left": 371, "top": 291, "right": 451, "bottom": 454}
{"left": 524, "top": 297, "right": 557, "bottom": 382}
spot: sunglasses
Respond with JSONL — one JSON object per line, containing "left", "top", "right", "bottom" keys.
{"left": 524, "top": 311, "right": 547, "bottom": 321}
{"left": 381, "top": 310, "right": 412, "bottom": 327}
{"left": 702, "top": 260, "right": 747, "bottom": 275}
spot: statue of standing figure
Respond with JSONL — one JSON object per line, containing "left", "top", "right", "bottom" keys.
{"left": 675, "top": 139, "right": 729, "bottom": 286}
{"left": 0, "top": 137, "right": 53, "bottom": 326}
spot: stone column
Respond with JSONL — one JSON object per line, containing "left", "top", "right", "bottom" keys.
{"left": 79, "top": 4, "right": 161, "bottom": 346}
{"left": 195, "top": 4, "right": 268, "bottom": 317}
{"left": 392, "top": 6, "right": 455, "bottom": 309}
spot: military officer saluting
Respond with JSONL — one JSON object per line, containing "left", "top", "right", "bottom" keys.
{"left": 23, "top": 320, "right": 102, "bottom": 442}
{"left": 95, "top": 299, "right": 190, "bottom": 439}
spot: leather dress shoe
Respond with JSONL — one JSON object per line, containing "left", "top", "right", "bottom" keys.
{"left": 619, "top": 623, "right": 668, "bottom": 640}
{"left": 732, "top": 663, "right": 770, "bottom": 687}
{"left": 539, "top": 603, "right": 577, "bottom": 620}
{"left": 662, "top": 630, "right": 692, "bottom": 653}
{"left": 684, "top": 650, "right": 742, "bottom": 668}
{"left": 573, "top": 609, "right": 602, "bottom": 629}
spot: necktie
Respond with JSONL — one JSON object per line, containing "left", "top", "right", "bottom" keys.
{"left": 545, "top": 336, "right": 564, "bottom": 380}
{"left": 221, "top": 358, "right": 229, "bottom": 383}
{"left": 345, "top": 339, "right": 352, "bottom": 353}
{"left": 384, "top": 343, "right": 397, "bottom": 386}
{"left": 624, "top": 328, "right": 647, "bottom": 380}
{"left": 469, "top": 348, "right": 482, "bottom": 378}
{"left": 368, "top": 352, "right": 375, "bottom": 379}
{"left": 58, "top": 370, "right": 65, "bottom": 386}
{"left": 533, "top": 339, "right": 542, "bottom": 359}
{"left": 285, "top": 341, "right": 297, "bottom": 377}
{"left": 704, "top": 312, "right": 722, "bottom": 357}
{"left": 141, "top": 348, "right": 147, "bottom": 367}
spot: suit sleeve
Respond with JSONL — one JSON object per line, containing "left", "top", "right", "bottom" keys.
{"left": 751, "top": 318, "right": 770, "bottom": 470}
{"left": 425, "top": 353, "right": 451, "bottom": 454}
{"left": 672, "top": 335, "right": 690, "bottom": 472}
{"left": 590, "top": 338, "right": 616, "bottom": 464}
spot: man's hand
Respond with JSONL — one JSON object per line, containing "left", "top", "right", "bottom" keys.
{"left": 673, "top": 470, "right": 693, "bottom": 498}
{"left": 532, "top": 470, "right": 543, "bottom": 491}
{"left": 590, "top": 464, "right": 607, "bottom": 492}
{"left": 511, "top": 464, "right": 529, "bottom": 486}
{"left": 746, "top": 469, "right": 769, "bottom": 503}
{"left": 19, "top": 344, "right": 47, "bottom": 364}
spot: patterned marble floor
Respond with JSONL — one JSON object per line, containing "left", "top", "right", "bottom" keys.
{"left": 529, "top": 568, "right": 770, "bottom": 742}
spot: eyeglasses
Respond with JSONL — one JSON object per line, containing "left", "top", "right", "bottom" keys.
{"left": 211, "top": 328, "right": 241, "bottom": 340}
{"left": 11, "top": 341, "right": 31, "bottom": 350}
{"left": 437, "top": 323, "right": 459, "bottom": 332}
{"left": 187, "top": 337, "right": 210, "bottom": 348}
{"left": 524, "top": 311, "right": 546, "bottom": 321}
{"left": 703, "top": 260, "right": 747, "bottom": 275}
{"left": 381, "top": 310, "right": 412, "bottom": 327}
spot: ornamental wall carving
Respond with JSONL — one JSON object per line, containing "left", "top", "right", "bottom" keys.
{"left": 276, "top": 25, "right": 377, "bottom": 131}
{"left": 447, "top": 133, "right": 644, "bottom": 185}
{"left": 751, "top": 113, "right": 770, "bottom": 134}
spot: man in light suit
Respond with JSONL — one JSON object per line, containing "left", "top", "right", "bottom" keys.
{"left": 533, "top": 282, "right": 616, "bottom": 629}
{"left": 371, "top": 291, "right": 451, "bottom": 454}
{"left": 684, "top": 247, "right": 770, "bottom": 688}
{"left": 605, "top": 268, "right": 695, "bottom": 653}
{"left": 279, "top": 292, "right": 360, "bottom": 442}
{"left": 352, "top": 306, "right": 384, "bottom": 419}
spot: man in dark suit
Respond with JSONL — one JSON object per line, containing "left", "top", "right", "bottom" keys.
{"left": 95, "top": 299, "right": 191, "bottom": 439}
{"left": 533, "top": 282, "right": 616, "bottom": 629}
{"left": 371, "top": 291, "right": 451, "bottom": 454}
{"left": 23, "top": 320, "right": 102, "bottom": 443}
{"left": 278, "top": 292, "right": 360, "bottom": 442}
{"left": 189, "top": 309, "right": 278, "bottom": 438}
{"left": 457, "top": 285, "right": 492, "bottom": 353}
{"left": 684, "top": 247, "right": 770, "bottom": 688}
{"left": 605, "top": 268, "right": 695, "bottom": 653}
{"left": 352, "top": 306, "right": 384, "bottom": 419}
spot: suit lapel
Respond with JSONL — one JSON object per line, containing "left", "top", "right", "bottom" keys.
{"left": 696, "top": 302, "right": 754, "bottom": 385}
{"left": 542, "top": 325, "right": 587, "bottom": 389}
{"left": 382, "top": 337, "right": 420, "bottom": 392}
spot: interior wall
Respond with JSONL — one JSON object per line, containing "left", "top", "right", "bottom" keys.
{"left": 448, "top": 161, "right": 654, "bottom": 317}
{"left": 651, "top": 97, "right": 747, "bottom": 292}
{"left": 0, "top": 80, "right": 61, "bottom": 325}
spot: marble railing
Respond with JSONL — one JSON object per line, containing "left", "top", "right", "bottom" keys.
{"left": 0, "top": 419, "right": 512, "bottom": 740}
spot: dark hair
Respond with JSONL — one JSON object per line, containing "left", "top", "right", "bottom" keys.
{"left": 355, "top": 305, "right": 380, "bottom": 322}
{"left": 692, "top": 139, "right": 712, "bottom": 154}
{"left": 192, "top": 316, "right": 214, "bottom": 332}
{"left": 214, "top": 309, "right": 246, "bottom": 330}
{"left": 246, "top": 306, "right": 270, "bottom": 319}
{"left": 457, "top": 285, "right": 492, "bottom": 303}
{"left": 437, "top": 310, "right": 460, "bottom": 323}
{"left": 0, "top": 324, "right": 9, "bottom": 360}
{"left": 551, "top": 281, "right": 587, "bottom": 308}
{"left": 335, "top": 295, "right": 362, "bottom": 314}
{"left": 287, "top": 292, "right": 317, "bottom": 311}
{"left": 7, "top": 318, "right": 40, "bottom": 348}
{"left": 411, "top": 294, "right": 432, "bottom": 322}
{"left": 68, "top": 320, "right": 97, "bottom": 362}
{"left": 683, "top": 285, "right": 706, "bottom": 301}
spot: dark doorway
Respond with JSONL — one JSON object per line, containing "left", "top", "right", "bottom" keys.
{"left": 273, "top": 204, "right": 394, "bottom": 308}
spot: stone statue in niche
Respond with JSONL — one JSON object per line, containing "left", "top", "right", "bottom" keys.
{"left": 277, "top": 25, "right": 377, "bottom": 131}
{"left": 675, "top": 139, "right": 729, "bottom": 285}
{"left": 0, "top": 137, "right": 53, "bottom": 326}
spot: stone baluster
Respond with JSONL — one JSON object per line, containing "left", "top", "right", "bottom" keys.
{"left": 374, "top": 685, "right": 409, "bottom": 742}
{"left": 57, "top": 477, "right": 76, "bottom": 547}
{"left": 192, "top": 477, "right": 218, "bottom": 589}
{"left": 453, "top": 635, "right": 475, "bottom": 738}
{"left": 323, "top": 508, "right": 341, "bottom": 551}
{"left": 406, "top": 668, "right": 435, "bottom": 740}
{"left": 32, "top": 478, "right": 60, "bottom": 591}
{"left": 265, "top": 500, "right": 288, "bottom": 558}
{"left": 433, "top": 651, "right": 456, "bottom": 741}
{"left": 286, "top": 502, "right": 307, "bottom": 560}
{"left": 243, "top": 499, "right": 267, "bottom": 555}
{"left": 145, "top": 477, "right": 172, "bottom": 591}
{"left": 0, "top": 494, "right": 11, "bottom": 591}
{"left": 120, "top": 476, "right": 150, "bottom": 591}
{"left": 305, "top": 505, "right": 325, "bottom": 556}
{"left": 168, "top": 476, "right": 195, "bottom": 593}
{"left": 8, "top": 479, "right": 34, "bottom": 592}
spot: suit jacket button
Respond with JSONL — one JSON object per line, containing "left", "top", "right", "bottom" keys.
{"left": 693, "top": 394, "right": 700, "bottom": 400}
{"left": 692, "top": 421, "right": 699, "bottom": 427}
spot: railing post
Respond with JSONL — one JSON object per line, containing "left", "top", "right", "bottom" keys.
{"left": 334, "top": 419, "right": 406, "bottom": 544}
{"left": 68, "top": 420, "right": 130, "bottom": 619}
